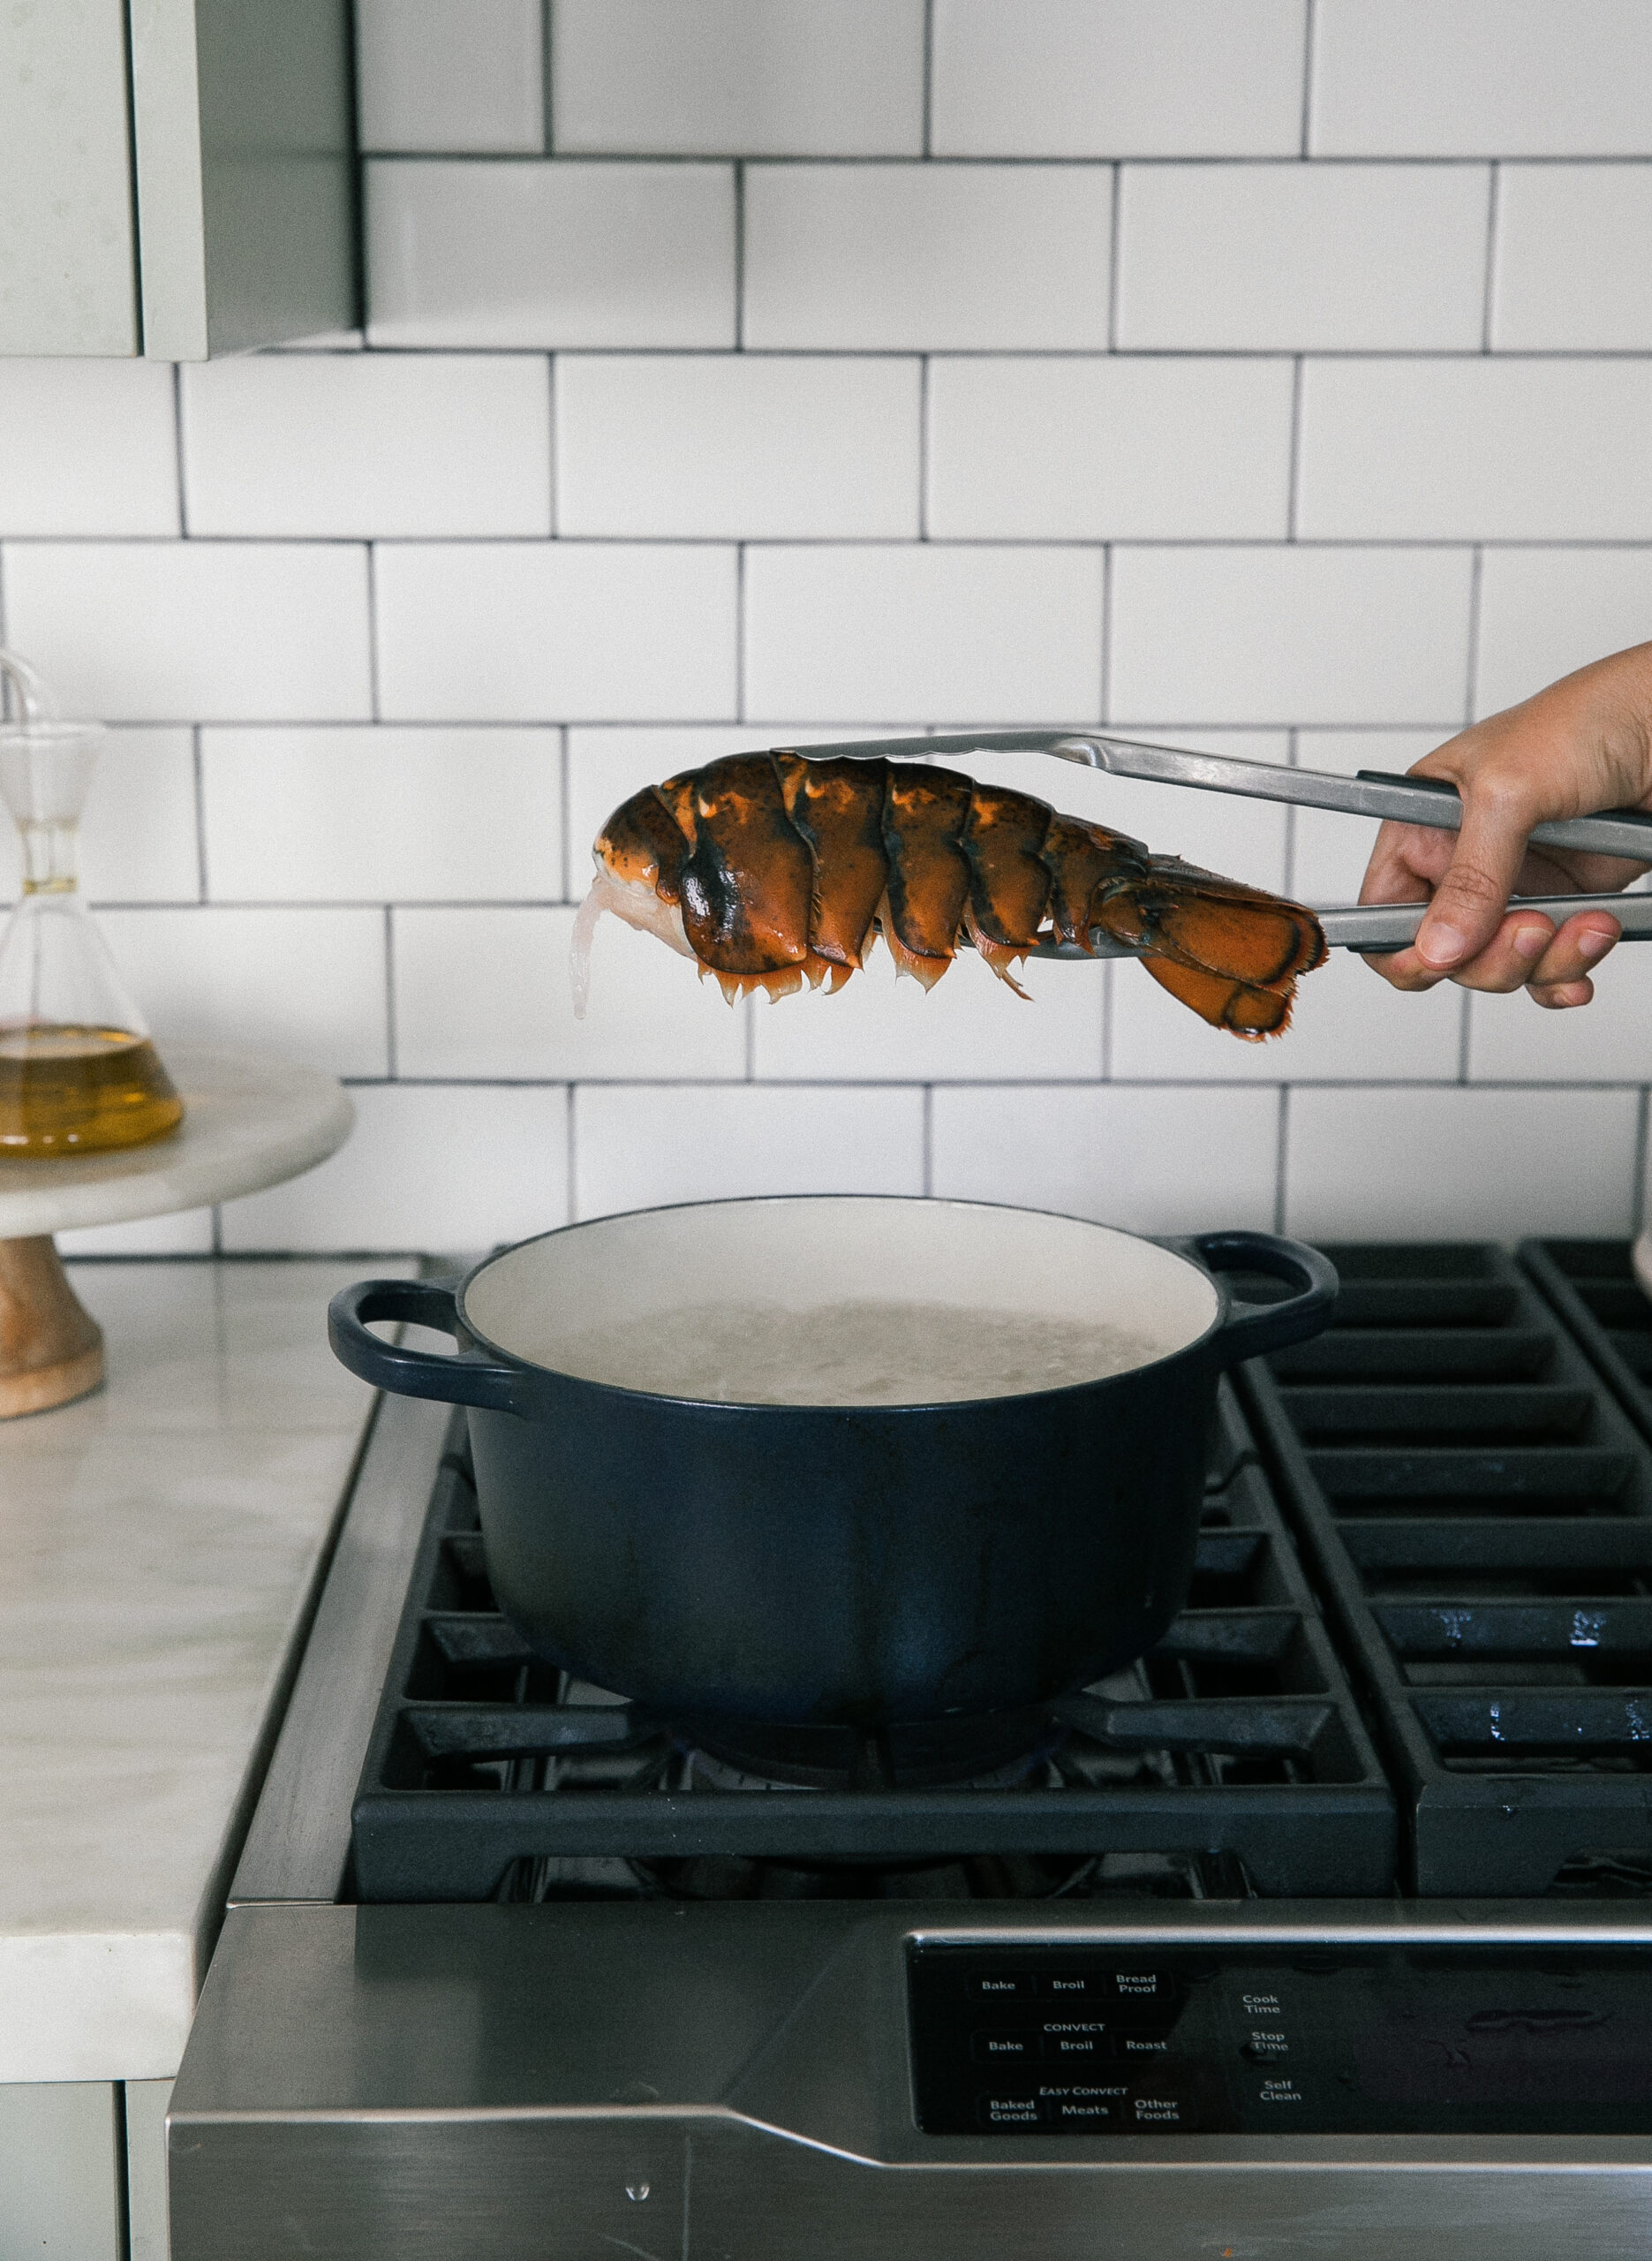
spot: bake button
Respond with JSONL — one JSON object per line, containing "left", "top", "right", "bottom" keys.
{"left": 978, "top": 2090, "right": 1043, "bottom": 2130}
{"left": 1129, "top": 2085, "right": 1196, "bottom": 2131}
{"left": 972, "top": 2030, "right": 1036, "bottom": 2064}
{"left": 969, "top": 1973, "right": 1034, "bottom": 2002}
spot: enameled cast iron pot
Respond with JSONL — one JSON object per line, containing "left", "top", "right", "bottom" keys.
{"left": 330, "top": 1198, "right": 1336, "bottom": 1734}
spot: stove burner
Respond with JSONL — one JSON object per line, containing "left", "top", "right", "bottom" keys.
{"left": 675, "top": 1706, "right": 1067, "bottom": 1792}
{"left": 348, "top": 1381, "right": 1396, "bottom": 1902}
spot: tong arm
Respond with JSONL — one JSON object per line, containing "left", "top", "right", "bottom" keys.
{"left": 788, "top": 730, "right": 1652, "bottom": 864}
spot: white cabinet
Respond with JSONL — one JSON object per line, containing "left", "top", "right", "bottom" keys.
{"left": 0, "top": 1, "right": 354, "bottom": 359}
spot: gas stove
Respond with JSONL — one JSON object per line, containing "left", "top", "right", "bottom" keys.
{"left": 168, "top": 1242, "right": 1652, "bottom": 2260}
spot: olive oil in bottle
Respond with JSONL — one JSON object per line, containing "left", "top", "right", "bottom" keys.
{"left": 0, "top": 662, "right": 185, "bottom": 1158}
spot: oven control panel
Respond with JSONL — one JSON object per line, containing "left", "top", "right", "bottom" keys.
{"left": 909, "top": 1945, "right": 1652, "bottom": 2137}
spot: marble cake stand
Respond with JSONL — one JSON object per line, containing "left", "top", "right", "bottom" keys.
{"left": 0, "top": 1045, "right": 352, "bottom": 1418}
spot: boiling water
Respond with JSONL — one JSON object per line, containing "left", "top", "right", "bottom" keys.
{"left": 541, "top": 1297, "right": 1174, "bottom": 1406}
{"left": 0, "top": 1025, "right": 184, "bottom": 1154}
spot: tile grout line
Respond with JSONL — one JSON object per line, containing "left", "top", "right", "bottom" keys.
{"left": 1634, "top": 1088, "right": 1650, "bottom": 1237}
{"left": 566, "top": 1081, "right": 578, "bottom": 1222}
{"left": 733, "top": 160, "right": 745, "bottom": 350}
{"left": 1299, "top": 0, "right": 1317, "bottom": 159}
{"left": 1456, "top": 988, "right": 1471, "bottom": 1085}
{"left": 1098, "top": 543, "right": 1113, "bottom": 722}
{"left": 1274, "top": 1084, "right": 1290, "bottom": 1234}
{"left": 917, "top": 356, "right": 930, "bottom": 540}
{"left": 1286, "top": 356, "right": 1304, "bottom": 539}
{"left": 1481, "top": 163, "right": 1501, "bottom": 353}
{"left": 735, "top": 542, "right": 747, "bottom": 721}
{"left": 1106, "top": 164, "right": 1121, "bottom": 351}
{"left": 172, "top": 364, "right": 189, "bottom": 536}
{"left": 921, "top": 0, "right": 935, "bottom": 158}
{"left": 383, "top": 904, "right": 398, "bottom": 1078}
{"left": 365, "top": 543, "right": 382, "bottom": 722}
{"left": 192, "top": 726, "right": 209, "bottom": 903}
{"left": 546, "top": 355, "right": 558, "bottom": 535}
{"left": 921, "top": 1083, "right": 933, "bottom": 1194}
{"left": 557, "top": 724, "right": 572, "bottom": 903}
{"left": 1463, "top": 543, "right": 1484, "bottom": 724}
{"left": 540, "top": 0, "right": 554, "bottom": 155}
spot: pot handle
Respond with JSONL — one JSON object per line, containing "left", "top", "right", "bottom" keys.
{"left": 328, "top": 1278, "right": 522, "bottom": 1413}
{"left": 1190, "top": 1230, "right": 1339, "bottom": 1365}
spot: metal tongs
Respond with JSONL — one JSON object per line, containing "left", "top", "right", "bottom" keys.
{"left": 795, "top": 730, "right": 1652, "bottom": 957}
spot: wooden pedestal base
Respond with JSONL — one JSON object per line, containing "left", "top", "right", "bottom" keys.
{"left": 0, "top": 1236, "right": 104, "bottom": 1418}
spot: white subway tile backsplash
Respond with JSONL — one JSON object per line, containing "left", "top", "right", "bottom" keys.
{"left": 1467, "top": 949, "right": 1652, "bottom": 1084}
{"left": 1290, "top": 730, "right": 1447, "bottom": 902}
{"left": 1298, "top": 360, "right": 1652, "bottom": 541}
{"left": 0, "top": 729, "right": 200, "bottom": 906}
{"left": 1108, "top": 548, "right": 1474, "bottom": 727}
{"left": 1112, "top": 944, "right": 1463, "bottom": 1084}
{"left": 751, "top": 942, "right": 1104, "bottom": 1085}
{"left": 552, "top": 0, "right": 924, "bottom": 156}
{"left": 926, "top": 358, "right": 1294, "bottom": 541}
{"left": 366, "top": 161, "right": 736, "bottom": 349}
{"left": 222, "top": 1083, "right": 569, "bottom": 1254}
{"left": 356, "top": 0, "right": 545, "bottom": 154}
{"left": 744, "top": 547, "right": 1104, "bottom": 724}
{"left": 743, "top": 165, "right": 1113, "bottom": 351}
{"left": 0, "top": 544, "right": 372, "bottom": 722}
{"left": 1285, "top": 1085, "right": 1641, "bottom": 1239}
{"left": 0, "top": 362, "right": 178, "bottom": 537}
{"left": 555, "top": 356, "right": 919, "bottom": 540}
{"left": 1475, "top": 550, "right": 1652, "bottom": 720}
{"left": 932, "top": 0, "right": 1307, "bottom": 158}
{"left": 1311, "top": 0, "right": 1652, "bottom": 157}
{"left": 931, "top": 1084, "right": 1280, "bottom": 1233}
{"left": 1493, "top": 167, "right": 1652, "bottom": 352}
{"left": 394, "top": 905, "right": 747, "bottom": 1080}
{"left": 572, "top": 1084, "right": 924, "bottom": 1218}
{"left": 1115, "top": 163, "right": 1489, "bottom": 352}
{"left": 180, "top": 357, "right": 552, "bottom": 539}
{"left": 98, "top": 907, "right": 388, "bottom": 1077}
{"left": 374, "top": 544, "right": 737, "bottom": 722}
{"left": 200, "top": 729, "right": 561, "bottom": 902}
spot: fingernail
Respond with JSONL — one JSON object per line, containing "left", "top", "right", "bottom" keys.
{"left": 1512, "top": 925, "right": 1549, "bottom": 961}
{"left": 1579, "top": 929, "right": 1616, "bottom": 960}
{"left": 1416, "top": 920, "right": 1467, "bottom": 969}
{"left": 1553, "top": 983, "right": 1590, "bottom": 1008}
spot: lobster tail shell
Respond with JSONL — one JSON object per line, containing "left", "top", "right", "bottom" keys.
{"left": 583, "top": 752, "right": 1329, "bottom": 1039}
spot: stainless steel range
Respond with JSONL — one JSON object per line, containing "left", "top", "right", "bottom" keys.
{"left": 169, "top": 1241, "right": 1652, "bottom": 2259}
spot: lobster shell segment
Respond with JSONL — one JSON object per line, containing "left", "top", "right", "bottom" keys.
{"left": 578, "top": 752, "right": 1328, "bottom": 1039}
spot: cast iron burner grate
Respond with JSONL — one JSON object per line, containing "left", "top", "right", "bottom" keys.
{"left": 347, "top": 1384, "right": 1394, "bottom": 1904}
{"left": 1238, "top": 1243, "right": 1652, "bottom": 1899}
{"left": 1521, "top": 1240, "right": 1652, "bottom": 1448}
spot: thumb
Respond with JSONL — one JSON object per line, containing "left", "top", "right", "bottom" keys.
{"left": 1414, "top": 780, "right": 1534, "bottom": 972}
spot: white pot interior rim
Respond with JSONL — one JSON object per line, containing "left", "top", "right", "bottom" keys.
{"left": 458, "top": 1195, "right": 1225, "bottom": 1406}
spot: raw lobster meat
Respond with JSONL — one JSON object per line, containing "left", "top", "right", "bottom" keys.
{"left": 574, "top": 752, "right": 1327, "bottom": 1039}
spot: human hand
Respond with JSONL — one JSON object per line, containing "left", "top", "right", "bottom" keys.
{"left": 1360, "top": 642, "right": 1652, "bottom": 1009}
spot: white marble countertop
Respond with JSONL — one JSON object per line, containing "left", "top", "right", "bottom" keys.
{"left": 0, "top": 1259, "right": 404, "bottom": 2083}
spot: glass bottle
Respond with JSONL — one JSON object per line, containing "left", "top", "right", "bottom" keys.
{"left": 0, "top": 651, "right": 184, "bottom": 1156}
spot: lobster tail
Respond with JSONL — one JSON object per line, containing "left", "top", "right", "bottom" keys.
{"left": 580, "top": 752, "right": 1328, "bottom": 1038}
